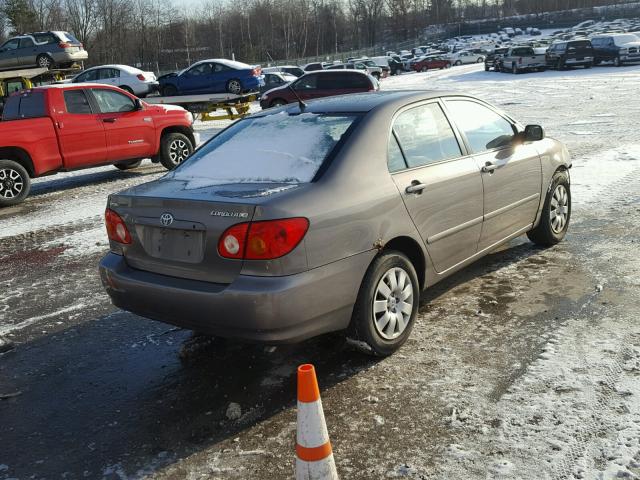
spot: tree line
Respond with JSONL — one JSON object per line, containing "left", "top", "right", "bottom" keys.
{"left": 0, "top": 0, "right": 636, "bottom": 72}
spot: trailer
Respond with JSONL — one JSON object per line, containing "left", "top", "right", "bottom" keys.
{"left": 145, "top": 92, "right": 257, "bottom": 121}
{"left": 0, "top": 66, "right": 80, "bottom": 105}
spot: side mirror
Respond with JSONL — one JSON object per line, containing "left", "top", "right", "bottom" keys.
{"left": 524, "top": 124, "right": 545, "bottom": 141}
{"left": 134, "top": 98, "right": 143, "bottom": 110}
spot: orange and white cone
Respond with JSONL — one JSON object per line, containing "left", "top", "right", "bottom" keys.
{"left": 295, "top": 364, "right": 339, "bottom": 480}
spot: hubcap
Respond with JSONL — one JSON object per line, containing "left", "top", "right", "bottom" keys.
{"left": 550, "top": 184, "right": 569, "bottom": 234}
{"left": 229, "top": 81, "right": 241, "bottom": 94}
{"left": 169, "top": 139, "right": 190, "bottom": 164}
{"left": 39, "top": 57, "right": 51, "bottom": 68}
{"left": 372, "top": 267, "right": 414, "bottom": 340}
{"left": 0, "top": 168, "right": 24, "bottom": 199}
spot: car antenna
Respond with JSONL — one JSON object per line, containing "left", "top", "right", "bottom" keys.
{"left": 266, "top": 50, "right": 307, "bottom": 111}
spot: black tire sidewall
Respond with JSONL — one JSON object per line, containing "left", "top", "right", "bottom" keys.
{"left": 0, "top": 159, "right": 31, "bottom": 207}
{"left": 115, "top": 159, "right": 142, "bottom": 170}
{"left": 159, "top": 133, "right": 193, "bottom": 170}
{"left": 349, "top": 251, "right": 420, "bottom": 357}
{"left": 162, "top": 85, "right": 177, "bottom": 96}
{"left": 528, "top": 171, "right": 571, "bottom": 246}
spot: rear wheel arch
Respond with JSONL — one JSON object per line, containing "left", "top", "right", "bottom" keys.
{"left": 0, "top": 147, "right": 35, "bottom": 177}
{"left": 382, "top": 236, "right": 426, "bottom": 290}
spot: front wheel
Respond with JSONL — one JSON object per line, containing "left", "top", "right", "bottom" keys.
{"left": 527, "top": 170, "right": 571, "bottom": 247}
{"left": 0, "top": 159, "right": 31, "bottom": 207}
{"left": 454, "top": 60, "right": 462, "bottom": 66}
{"left": 159, "top": 133, "right": 194, "bottom": 170}
{"left": 347, "top": 251, "right": 419, "bottom": 357}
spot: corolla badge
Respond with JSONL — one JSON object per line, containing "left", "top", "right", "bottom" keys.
{"left": 210, "top": 211, "right": 249, "bottom": 218}
{"left": 160, "top": 213, "right": 174, "bottom": 226}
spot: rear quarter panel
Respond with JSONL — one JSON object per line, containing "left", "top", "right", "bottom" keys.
{"left": 533, "top": 137, "right": 572, "bottom": 225}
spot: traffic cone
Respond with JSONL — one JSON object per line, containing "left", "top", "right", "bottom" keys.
{"left": 295, "top": 364, "right": 339, "bottom": 480}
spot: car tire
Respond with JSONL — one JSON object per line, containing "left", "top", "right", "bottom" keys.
{"left": 557, "top": 59, "right": 565, "bottom": 70}
{"left": 421, "top": 66, "right": 428, "bottom": 72}
{"left": 454, "top": 60, "right": 462, "bottom": 66}
{"left": 36, "top": 54, "right": 53, "bottom": 70}
{"left": 445, "top": 63, "right": 451, "bottom": 68}
{"left": 512, "top": 63, "right": 518, "bottom": 74}
{"left": 477, "top": 57, "right": 484, "bottom": 63}
{"left": 614, "top": 56, "right": 622, "bottom": 67}
{"left": 269, "top": 99, "right": 287, "bottom": 107}
{"left": 0, "top": 159, "right": 31, "bottom": 207}
{"left": 119, "top": 85, "right": 134, "bottom": 94}
{"left": 159, "top": 132, "right": 194, "bottom": 170}
{"left": 161, "top": 85, "right": 178, "bottom": 97}
{"left": 484, "top": 65, "right": 489, "bottom": 71}
{"left": 226, "top": 79, "right": 243, "bottom": 95}
{"left": 527, "top": 170, "right": 571, "bottom": 247}
{"left": 347, "top": 250, "right": 419, "bottom": 357}
{"left": 114, "top": 160, "right": 142, "bottom": 170}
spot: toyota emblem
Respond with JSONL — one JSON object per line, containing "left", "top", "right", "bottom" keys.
{"left": 160, "top": 213, "right": 174, "bottom": 226}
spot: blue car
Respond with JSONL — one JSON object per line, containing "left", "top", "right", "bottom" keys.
{"left": 158, "top": 59, "right": 264, "bottom": 96}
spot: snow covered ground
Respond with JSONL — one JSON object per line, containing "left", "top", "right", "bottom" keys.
{"left": 1, "top": 63, "right": 640, "bottom": 480}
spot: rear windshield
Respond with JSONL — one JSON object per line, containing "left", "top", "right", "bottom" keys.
{"left": 171, "top": 112, "right": 359, "bottom": 185}
{"left": 2, "top": 92, "right": 46, "bottom": 121}
{"left": 59, "top": 32, "right": 81, "bottom": 44}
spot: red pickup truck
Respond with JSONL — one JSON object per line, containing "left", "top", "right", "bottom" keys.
{"left": 0, "top": 84, "right": 197, "bottom": 206}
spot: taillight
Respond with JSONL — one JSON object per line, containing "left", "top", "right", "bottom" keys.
{"left": 218, "top": 218, "right": 309, "bottom": 260}
{"left": 105, "top": 208, "right": 132, "bottom": 244}
{"left": 137, "top": 74, "right": 146, "bottom": 81}
{"left": 59, "top": 42, "right": 71, "bottom": 49}
{"left": 217, "top": 223, "right": 249, "bottom": 259}
{"left": 252, "top": 67, "right": 262, "bottom": 77}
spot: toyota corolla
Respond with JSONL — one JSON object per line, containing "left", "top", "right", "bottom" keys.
{"left": 99, "top": 91, "right": 571, "bottom": 356}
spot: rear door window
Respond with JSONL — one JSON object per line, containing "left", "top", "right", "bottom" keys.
{"left": 445, "top": 99, "right": 515, "bottom": 153}
{"left": 392, "top": 103, "right": 462, "bottom": 168}
{"left": 64, "top": 90, "right": 93, "bottom": 114}
{"left": 172, "top": 112, "right": 359, "bottom": 184}
{"left": 19, "top": 38, "right": 35, "bottom": 48}
{"left": 344, "top": 73, "right": 370, "bottom": 89}
{"left": 2, "top": 92, "right": 46, "bottom": 120}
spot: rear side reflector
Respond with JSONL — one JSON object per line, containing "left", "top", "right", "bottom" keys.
{"left": 218, "top": 218, "right": 309, "bottom": 260}
{"left": 105, "top": 208, "right": 132, "bottom": 244}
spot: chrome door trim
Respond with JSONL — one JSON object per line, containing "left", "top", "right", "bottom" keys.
{"left": 484, "top": 193, "right": 540, "bottom": 221}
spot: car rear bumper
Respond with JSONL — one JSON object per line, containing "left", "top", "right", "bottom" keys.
{"left": 99, "top": 250, "right": 375, "bottom": 343}
{"left": 52, "top": 50, "right": 88, "bottom": 63}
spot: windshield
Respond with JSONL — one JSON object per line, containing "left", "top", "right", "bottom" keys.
{"left": 170, "top": 112, "right": 359, "bottom": 185}
{"left": 615, "top": 35, "right": 639, "bottom": 45}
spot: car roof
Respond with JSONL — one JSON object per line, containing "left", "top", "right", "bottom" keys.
{"left": 192, "top": 58, "right": 252, "bottom": 69}
{"left": 82, "top": 64, "right": 143, "bottom": 73}
{"left": 25, "top": 83, "right": 126, "bottom": 92}
{"left": 263, "top": 91, "right": 469, "bottom": 115}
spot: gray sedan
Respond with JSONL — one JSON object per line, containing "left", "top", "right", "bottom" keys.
{"left": 99, "top": 91, "right": 571, "bottom": 356}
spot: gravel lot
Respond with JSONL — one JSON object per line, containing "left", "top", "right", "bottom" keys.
{"left": 1, "top": 63, "right": 639, "bottom": 480}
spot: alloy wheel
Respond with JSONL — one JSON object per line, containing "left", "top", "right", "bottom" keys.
{"left": 372, "top": 267, "right": 414, "bottom": 340}
{"left": 228, "top": 80, "right": 242, "bottom": 94}
{"left": 169, "top": 139, "right": 190, "bottom": 164}
{"left": 0, "top": 168, "right": 24, "bottom": 199}
{"left": 550, "top": 184, "right": 569, "bottom": 234}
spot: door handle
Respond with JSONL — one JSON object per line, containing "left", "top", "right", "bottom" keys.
{"left": 406, "top": 180, "right": 427, "bottom": 194}
{"left": 103, "top": 118, "right": 117, "bottom": 123}
{"left": 482, "top": 161, "right": 498, "bottom": 173}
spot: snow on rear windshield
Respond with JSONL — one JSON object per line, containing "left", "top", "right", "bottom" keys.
{"left": 171, "top": 112, "right": 357, "bottom": 185}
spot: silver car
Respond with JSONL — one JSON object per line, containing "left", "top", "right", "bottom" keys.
{"left": 0, "top": 31, "right": 88, "bottom": 71}
{"left": 99, "top": 91, "right": 571, "bottom": 356}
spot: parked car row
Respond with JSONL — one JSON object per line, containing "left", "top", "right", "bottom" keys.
{"left": 485, "top": 32, "right": 640, "bottom": 74}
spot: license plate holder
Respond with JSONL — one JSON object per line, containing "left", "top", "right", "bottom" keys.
{"left": 144, "top": 227, "right": 205, "bottom": 263}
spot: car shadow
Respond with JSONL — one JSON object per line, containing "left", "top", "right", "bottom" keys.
{"left": 0, "top": 237, "right": 547, "bottom": 479}
{"left": 0, "top": 310, "right": 377, "bottom": 479}
{"left": 29, "top": 163, "right": 166, "bottom": 198}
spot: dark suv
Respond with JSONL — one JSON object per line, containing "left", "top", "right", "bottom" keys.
{"left": 259, "top": 70, "right": 378, "bottom": 109}
{"left": 590, "top": 34, "right": 640, "bottom": 66}
{"left": 484, "top": 47, "right": 509, "bottom": 71}
{"left": 546, "top": 40, "right": 594, "bottom": 69}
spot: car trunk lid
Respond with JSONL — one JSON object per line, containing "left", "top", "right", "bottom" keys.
{"left": 109, "top": 182, "right": 301, "bottom": 284}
